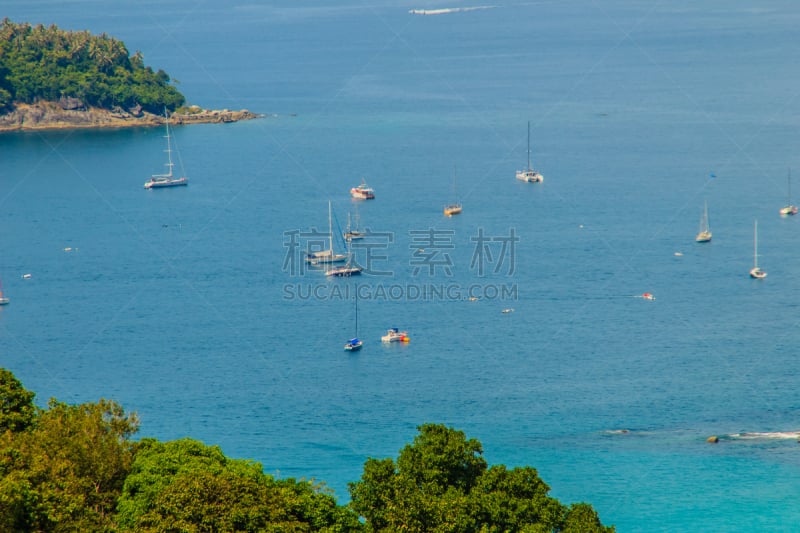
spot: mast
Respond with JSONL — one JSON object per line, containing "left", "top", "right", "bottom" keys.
{"left": 164, "top": 108, "right": 174, "bottom": 178}
{"left": 789, "top": 168, "right": 792, "bottom": 204}
{"left": 328, "top": 200, "right": 334, "bottom": 254}
{"left": 355, "top": 285, "right": 359, "bottom": 337}
{"left": 527, "top": 120, "right": 531, "bottom": 172}
{"left": 753, "top": 219, "right": 758, "bottom": 268}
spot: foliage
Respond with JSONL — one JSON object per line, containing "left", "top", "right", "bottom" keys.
{"left": 0, "top": 19, "right": 185, "bottom": 113}
{"left": 0, "top": 396, "right": 139, "bottom": 531}
{"left": 349, "top": 423, "right": 615, "bottom": 533}
{"left": 117, "top": 438, "right": 363, "bottom": 532}
{"left": 0, "top": 369, "right": 614, "bottom": 532}
{"left": 0, "top": 368, "right": 35, "bottom": 434}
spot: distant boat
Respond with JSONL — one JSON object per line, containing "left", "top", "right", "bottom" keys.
{"left": 344, "top": 287, "right": 363, "bottom": 351}
{"left": 144, "top": 110, "right": 188, "bottom": 189}
{"left": 444, "top": 165, "right": 462, "bottom": 216}
{"left": 307, "top": 201, "right": 347, "bottom": 265}
{"left": 515, "top": 121, "right": 544, "bottom": 183}
{"left": 749, "top": 219, "right": 767, "bottom": 279}
{"left": 695, "top": 201, "right": 712, "bottom": 242}
{"left": 0, "top": 277, "right": 8, "bottom": 305}
{"left": 350, "top": 179, "right": 375, "bottom": 200}
{"left": 343, "top": 210, "right": 366, "bottom": 241}
{"left": 381, "top": 327, "right": 409, "bottom": 343}
{"left": 780, "top": 169, "right": 798, "bottom": 216}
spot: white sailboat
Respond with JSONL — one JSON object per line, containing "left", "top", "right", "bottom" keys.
{"left": 144, "top": 110, "right": 188, "bottom": 189}
{"left": 0, "top": 277, "right": 9, "bottom": 305}
{"left": 307, "top": 200, "right": 347, "bottom": 265}
{"left": 343, "top": 287, "right": 363, "bottom": 351}
{"left": 515, "top": 121, "right": 544, "bottom": 183}
{"left": 695, "top": 201, "right": 712, "bottom": 242}
{"left": 444, "top": 165, "right": 462, "bottom": 216}
{"left": 779, "top": 169, "right": 798, "bottom": 216}
{"left": 749, "top": 219, "right": 767, "bottom": 279}
{"left": 343, "top": 210, "right": 366, "bottom": 241}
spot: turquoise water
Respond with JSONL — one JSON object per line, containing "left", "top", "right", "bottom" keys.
{"left": 3, "top": 2, "right": 800, "bottom": 530}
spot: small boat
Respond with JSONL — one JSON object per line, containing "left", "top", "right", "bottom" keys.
{"left": 306, "top": 201, "right": 347, "bottom": 264}
{"left": 381, "top": 327, "right": 409, "bottom": 343}
{"left": 780, "top": 169, "right": 798, "bottom": 216}
{"left": 344, "top": 287, "right": 363, "bottom": 351}
{"left": 515, "top": 121, "right": 544, "bottom": 183}
{"left": 642, "top": 292, "right": 655, "bottom": 300}
{"left": 501, "top": 308, "right": 514, "bottom": 314}
{"left": 326, "top": 263, "right": 362, "bottom": 277}
{"left": 0, "top": 278, "right": 9, "bottom": 305}
{"left": 350, "top": 179, "right": 375, "bottom": 200}
{"left": 343, "top": 211, "right": 366, "bottom": 241}
{"left": 749, "top": 219, "right": 767, "bottom": 279}
{"left": 144, "top": 110, "right": 188, "bottom": 189}
{"left": 695, "top": 201, "right": 712, "bottom": 242}
{"left": 444, "top": 165, "right": 462, "bottom": 216}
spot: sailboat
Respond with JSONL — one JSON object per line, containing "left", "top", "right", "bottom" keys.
{"left": 779, "top": 169, "right": 798, "bottom": 216}
{"left": 343, "top": 287, "right": 363, "bottom": 351}
{"left": 144, "top": 109, "right": 188, "bottom": 189}
{"left": 695, "top": 201, "right": 712, "bottom": 242}
{"left": 0, "top": 277, "right": 9, "bottom": 305}
{"left": 343, "top": 210, "right": 366, "bottom": 241}
{"left": 749, "top": 219, "right": 767, "bottom": 279}
{"left": 307, "top": 201, "right": 347, "bottom": 264}
{"left": 515, "top": 121, "right": 544, "bottom": 183}
{"left": 443, "top": 165, "right": 462, "bottom": 216}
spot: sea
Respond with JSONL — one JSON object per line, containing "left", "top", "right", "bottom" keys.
{"left": 3, "top": 1, "right": 800, "bottom": 531}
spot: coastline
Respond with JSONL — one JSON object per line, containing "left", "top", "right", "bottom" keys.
{"left": 0, "top": 102, "right": 262, "bottom": 133}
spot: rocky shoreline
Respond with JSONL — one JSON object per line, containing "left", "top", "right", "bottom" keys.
{"left": 0, "top": 101, "right": 262, "bottom": 132}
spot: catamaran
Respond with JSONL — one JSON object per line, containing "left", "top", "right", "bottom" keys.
{"left": 516, "top": 121, "right": 544, "bottom": 183}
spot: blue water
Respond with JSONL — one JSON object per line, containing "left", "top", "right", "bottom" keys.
{"left": 3, "top": 1, "right": 800, "bottom": 530}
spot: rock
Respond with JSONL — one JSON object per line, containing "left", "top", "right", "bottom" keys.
{"left": 58, "top": 96, "right": 85, "bottom": 111}
{"left": 706, "top": 436, "right": 719, "bottom": 443}
{"left": 128, "top": 103, "right": 143, "bottom": 117}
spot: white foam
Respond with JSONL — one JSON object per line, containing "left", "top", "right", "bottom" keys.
{"left": 728, "top": 431, "right": 800, "bottom": 440}
{"left": 409, "top": 6, "right": 496, "bottom": 15}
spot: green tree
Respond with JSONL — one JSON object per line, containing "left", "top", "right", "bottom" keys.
{"left": 0, "top": 368, "right": 35, "bottom": 434}
{"left": 117, "top": 438, "right": 362, "bottom": 532}
{"left": 0, "top": 19, "right": 186, "bottom": 113}
{"left": 349, "top": 424, "right": 614, "bottom": 533}
{"left": 0, "top": 397, "right": 139, "bottom": 531}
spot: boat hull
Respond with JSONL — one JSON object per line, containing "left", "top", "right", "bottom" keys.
{"left": 750, "top": 267, "right": 767, "bottom": 279}
{"left": 444, "top": 205, "right": 462, "bottom": 216}
{"left": 326, "top": 266, "right": 362, "bottom": 277}
{"left": 516, "top": 170, "right": 543, "bottom": 183}
{"left": 695, "top": 231, "right": 712, "bottom": 243}
{"left": 144, "top": 177, "right": 188, "bottom": 189}
{"left": 780, "top": 205, "right": 798, "bottom": 216}
{"left": 0, "top": 298, "right": 9, "bottom": 305}
{"left": 344, "top": 340, "right": 363, "bottom": 351}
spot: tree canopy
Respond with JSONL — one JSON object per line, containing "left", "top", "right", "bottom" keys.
{"left": 0, "top": 369, "right": 614, "bottom": 532}
{"left": 348, "top": 423, "right": 615, "bottom": 532}
{"left": 0, "top": 19, "right": 185, "bottom": 113}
